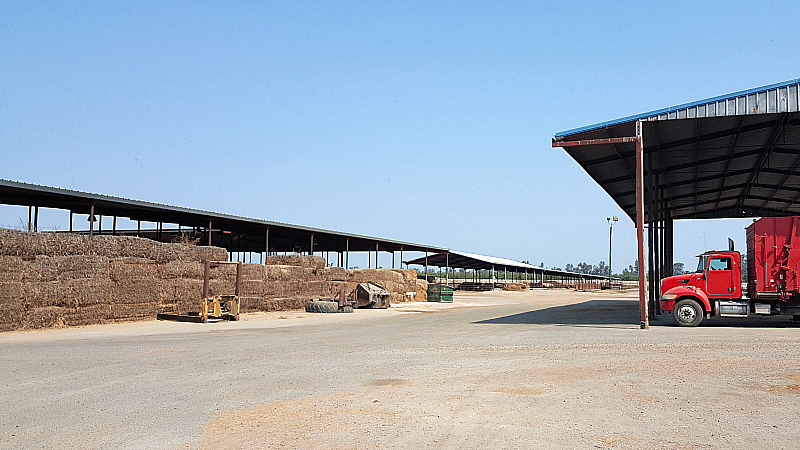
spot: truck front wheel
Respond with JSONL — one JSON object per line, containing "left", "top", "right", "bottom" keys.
{"left": 673, "top": 299, "right": 703, "bottom": 327}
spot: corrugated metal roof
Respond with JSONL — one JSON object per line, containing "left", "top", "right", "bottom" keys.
{"left": 405, "top": 250, "right": 611, "bottom": 280}
{"left": 446, "top": 250, "right": 542, "bottom": 270}
{"left": 552, "top": 80, "right": 800, "bottom": 221}
{"left": 555, "top": 78, "right": 800, "bottom": 138}
{"left": 0, "top": 178, "right": 448, "bottom": 253}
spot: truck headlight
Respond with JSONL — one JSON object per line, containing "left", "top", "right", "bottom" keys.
{"left": 661, "top": 293, "right": 677, "bottom": 300}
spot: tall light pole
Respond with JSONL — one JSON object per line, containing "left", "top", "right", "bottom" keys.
{"left": 607, "top": 216, "right": 618, "bottom": 287}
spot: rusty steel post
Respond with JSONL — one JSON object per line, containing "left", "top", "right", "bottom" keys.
{"left": 89, "top": 203, "right": 95, "bottom": 236}
{"left": 27, "top": 206, "right": 32, "bottom": 232}
{"left": 265, "top": 226, "right": 270, "bottom": 265}
{"left": 203, "top": 260, "right": 210, "bottom": 299}
{"left": 207, "top": 220, "right": 212, "bottom": 246}
{"left": 446, "top": 252, "right": 450, "bottom": 286}
{"left": 636, "top": 120, "right": 649, "bottom": 329}
{"left": 34, "top": 206, "right": 39, "bottom": 232}
{"left": 310, "top": 233, "right": 314, "bottom": 255}
{"left": 235, "top": 262, "right": 242, "bottom": 297}
{"left": 665, "top": 211, "right": 674, "bottom": 280}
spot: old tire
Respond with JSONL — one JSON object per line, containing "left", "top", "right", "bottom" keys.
{"left": 339, "top": 305, "right": 354, "bottom": 313}
{"left": 305, "top": 300, "right": 338, "bottom": 313}
{"left": 673, "top": 298, "right": 703, "bottom": 327}
{"left": 318, "top": 301, "right": 339, "bottom": 313}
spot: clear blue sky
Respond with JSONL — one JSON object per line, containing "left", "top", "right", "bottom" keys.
{"left": 2, "top": 1, "right": 799, "bottom": 270}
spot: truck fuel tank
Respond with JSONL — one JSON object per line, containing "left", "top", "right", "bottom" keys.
{"left": 715, "top": 300, "right": 748, "bottom": 318}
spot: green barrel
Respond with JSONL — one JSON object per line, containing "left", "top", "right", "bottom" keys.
{"left": 427, "top": 284, "right": 454, "bottom": 303}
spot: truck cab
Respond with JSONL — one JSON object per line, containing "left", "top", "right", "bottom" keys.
{"left": 660, "top": 250, "right": 742, "bottom": 326}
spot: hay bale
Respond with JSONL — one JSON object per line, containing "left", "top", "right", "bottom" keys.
{"left": 23, "top": 282, "right": 70, "bottom": 308}
{"left": 0, "top": 282, "right": 24, "bottom": 302}
{"left": 0, "top": 228, "right": 227, "bottom": 262}
{"left": 20, "top": 306, "right": 70, "bottom": 329}
{"left": 415, "top": 279, "right": 428, "bottom": 302}
{"left": 264, "top": 265, "right": 307, "bottom": 282}
{"left": 266, "top": 255, "right": 325, "bottom": 269}
{"left": 0, "top": 301, "right": 25, "bottom": 332}
{"left": 109, "top": 260, "right": 156, "bottom": 282}
{"left": 157, "top": 261, "right": 205, "bottom": 280}
{"left": 241, "top": 263, "right": 265, "bottom": 281}
{"left": 67, "top": 278, "right": 111, "bottom": 307}
{"left": 321, "top": 266, "right": 347, "bottom": 281}
{"left": 54, "top": 256, "right": 110, "bottom": 282}
{"left": 390, "top": 269, "right": 418, "bottom": 283}
{"left": 0, "top": 256, "right": 25, "bottom": 282}
{"left": 112, "top": 279, "right": 161, "bottom": 304}
{"left": 239, "top": 280, "right": 262, "bottom": 298}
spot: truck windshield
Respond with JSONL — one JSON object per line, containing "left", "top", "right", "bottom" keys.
{"left": 696, "top": 256, "right": 705, "bottom": 273}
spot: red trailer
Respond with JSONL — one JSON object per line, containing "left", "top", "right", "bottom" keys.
{"left": 660, "top": 216, "right": 800, "bottom": 326}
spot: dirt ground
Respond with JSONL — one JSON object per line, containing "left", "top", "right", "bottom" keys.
{"left": 2, "top": 289, "right": 800, "bottom": 449}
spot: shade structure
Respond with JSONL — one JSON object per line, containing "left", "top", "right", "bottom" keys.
{"left": 0, "top": 178, "right": 446, "bottom": 255}
{"left": 405, "top": 249, "right": 611, "bottom": 281}
{"left": 554, "top": 78, "right": 800, "bottom": 221}
{"left": 553, "top": 78, "right": 800, "bottom": 327}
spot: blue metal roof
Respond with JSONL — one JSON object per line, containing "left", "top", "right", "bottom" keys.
{"left": 554, "top": 78, "right": 800, "bottom": 138}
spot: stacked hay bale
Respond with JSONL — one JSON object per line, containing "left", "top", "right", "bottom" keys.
{"left": 0, "top": 229, "right": 226, "bottom": 331}
{"left": 0, "top": 229, "right": 432, "bottom": 331}
{"left": 502, "top": 282, "right": 529, "bottom": 291}
{"left": 266, "top": 254, "right": 325, "bottom": 269}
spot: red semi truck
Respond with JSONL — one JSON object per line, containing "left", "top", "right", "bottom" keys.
{"left": 660, "top": 216, "right": 800, "bottom": 326}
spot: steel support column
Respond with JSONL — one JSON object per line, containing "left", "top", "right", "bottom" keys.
{"left": 203, "top": 261, "right": 210, "bottom": 299}
{"left": 657, "top": 187, "right": 665, "bottom": 314}
{"left": 647, "top": 157, "right": 656, "bottom": 320}
{"left": 446, "top": 252, "right": 449, "bottom": 286}
{"left": 89, "top": 203, "right": 95, "bottom": 236}
{"left": 636, "top": 120, "right": 649, "bottom": 328}
{"left": 665, "top": 210, "right": 673, "bottom": 281}
{"left": 554, "top": 125, "right": 649, "bottom": 327}
{"left": 265, "top": 226, "right": 270, "bottom": 264}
